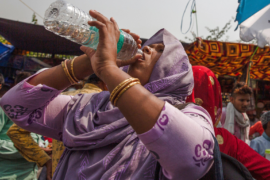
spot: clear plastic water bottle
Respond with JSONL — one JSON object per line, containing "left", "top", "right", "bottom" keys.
{"left": 44, "top": 0, "right": 143, "bottom": 60}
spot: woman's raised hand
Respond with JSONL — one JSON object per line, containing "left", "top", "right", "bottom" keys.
{"left": 80, "top": 10, "right": 119, "bottom": 78}
{"left": 80, "top": 10, "right": 142, "bottom": 77}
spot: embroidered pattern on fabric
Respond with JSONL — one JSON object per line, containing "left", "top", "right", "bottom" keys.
{"left": 144, "top": 156, "right": 157, "bottom": 179}
{"left": 131, "top": 141, "right": 147, "bottom": 163}
{"left": 79, "top": 151, "right": 90, "bottom": 180}
{"left": 28, "top": 108, "right": 42, "bottom": 124}
{"left": 103, "top": 147, "right": 121, "bottom": 170}
{"left": 193, "top": 140, "right": 213, "bottom": 167}
{"left": 156, "top": 114, "right": 169, "bottom": 131}
{"left": 144, "top": 75, "right": 179, "bottom": 94}
{"left": 3, "top": 105, "right": 28, "bottom": 119}
{"left": 108, "top": 165, "right": 126, "bottom": 180}
{"left": 108, "top": 152, "right": 137, "bottom": 180}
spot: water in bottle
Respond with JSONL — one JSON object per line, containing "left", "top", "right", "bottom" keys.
{"left": 44, "top": 0, "right": 142, "bottom": 60}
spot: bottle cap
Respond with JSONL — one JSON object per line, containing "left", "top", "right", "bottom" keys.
{"left": 137, "top": 49, "right": 143, "bottom": 55}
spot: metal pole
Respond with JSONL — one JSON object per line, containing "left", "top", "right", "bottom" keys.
{"left": 194, "top": 0, "right": 199, "bottom": 37}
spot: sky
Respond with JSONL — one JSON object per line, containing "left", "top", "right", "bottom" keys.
{"left": 0, "top": 0, "right": 241, "bottom": 43}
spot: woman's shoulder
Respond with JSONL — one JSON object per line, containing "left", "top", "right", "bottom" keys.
{"left": 180, "top": 103, "right": 212, "bottom": 121}
{"left": 173, "top": 103, "right": 214, "bottom": 131}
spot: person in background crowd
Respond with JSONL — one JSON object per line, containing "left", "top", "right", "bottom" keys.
{"left": 0, "top": 10, "right": 216, "bottom": 179}
{"left": 0, "top": 84, "right": 10, "bottom": 97}
{"left": 187, "top": 66, "right": 270, "bottom": 180}
{"left": 250, "top": 112, "right": 270, "bottom": 157}
{"left": 224, "top": 82, "right": 252, "bottom": 143}
{"left": 7, "top": 72, "right": 52, "bottom": 180}
{"left": 61, "top": 73, "right": 107, "bottom": 96}
{"left": 249, "top": 120, "right": 264, "bottom": 139}
{"left": 52, "top": 73, "right": 105, "bottom": 175}
{"left": 247, "top": 110, "right": 259, "bottom": 126}
{"left": 0, "top": 72, "right": 46, "bottom": 180}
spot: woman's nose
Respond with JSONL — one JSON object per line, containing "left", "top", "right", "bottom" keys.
{"left": 142, "top": 46, "right": 152, "bottom": 54}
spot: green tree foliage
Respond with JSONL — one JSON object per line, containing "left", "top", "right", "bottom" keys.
{"left": 32, "top": 13, "right": 38, "bottom": 25}
{"left": 185, "top": 17, "right": 233, "bottom": 42}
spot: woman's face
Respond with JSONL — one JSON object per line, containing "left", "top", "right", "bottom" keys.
{"left": 127, "top": 43, "right": 164, "bottom": 85}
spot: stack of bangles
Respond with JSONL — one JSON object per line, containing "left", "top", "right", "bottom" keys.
{"left": 110, "top": 78, "right": 141, "bottom": 106}
{"left": 61, "top": 57, "right": 80, "bottom": 85}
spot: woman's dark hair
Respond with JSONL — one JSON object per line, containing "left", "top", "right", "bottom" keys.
{"left": 231, "top": 82, "right": 252, "bottom": 97}
{"left": 86, "top": 74, "right": 102, "bottom": 85}
{"left": 0, "top": 73, "right": 4, "bottom": 85}
{"left": 15, "top": 72, "right": 32, "bottom": 85}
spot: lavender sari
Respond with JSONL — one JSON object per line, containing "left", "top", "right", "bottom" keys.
{"left": 54, "top": 29, "right": 195, "bottom": 179}
{"left": 1, "top": 29, "right": 215, "bottom": 180}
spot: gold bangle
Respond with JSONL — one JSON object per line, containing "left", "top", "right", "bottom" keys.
{"left": 65, "top": 60, "right": 77, "bottom": 84}
{"left": 70, "top": 57, "right": 80, "bottom": 82}
{"left": 61, "top": 61, "right": 76, "bottom": 84}
{"left": 110, "top": 78, "right": 139, "bottom": 102}
{"left": 110, "top": 78, "right": 139, "bottom": 103}
{"left": 113, "top": 81, "right": 140, "bottom": 106}
{"left": 61, "top": 61, "right": 73, "bottom": 84}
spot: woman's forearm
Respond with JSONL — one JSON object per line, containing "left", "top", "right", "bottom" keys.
{"left": 0, "top": 77, "right": 71, "bottom": 140}
{"left": 28, "top": 54, "right": 93, "bottom": 90}
{"left": 101, "top": 66, "right": 164, "bottom": 134}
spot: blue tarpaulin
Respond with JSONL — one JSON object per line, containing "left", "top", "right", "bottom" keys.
{"left": 0, "top": 42, "right": 14, "bottom": 62}
{"left": 235, "top": 0, "right": 270, "bottom": 28}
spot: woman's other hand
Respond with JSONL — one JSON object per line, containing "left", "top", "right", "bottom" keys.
{"left": 80, "top": 10, "right": 120, "bottom": 78}
{"left": 121, "top": 29, "right": 142, "bottom": 49}
{"left": 116, "top": 29, "right": 142, "bottom": 67}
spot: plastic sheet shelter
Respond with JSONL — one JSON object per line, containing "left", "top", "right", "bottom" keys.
{"left": 0, "top": 18, "right": 83, "bottom": 56}
{"left": 0, "top": 18, "right": 149, "bottom": 56}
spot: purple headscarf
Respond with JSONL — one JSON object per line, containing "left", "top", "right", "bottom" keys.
{"left": 58, "top": 29, "right": 193, "bottom": 179}
{"left": 142, "top": 29, "right": 193, "bottom": 104}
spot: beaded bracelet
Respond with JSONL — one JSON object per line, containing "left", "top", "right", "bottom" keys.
{"left": 113, "top": 81, "right": 140, "bottom": 106}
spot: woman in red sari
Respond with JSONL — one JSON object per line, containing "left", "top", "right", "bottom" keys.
{"left": 186, "top": 66, "right": 270, "bottom": 180}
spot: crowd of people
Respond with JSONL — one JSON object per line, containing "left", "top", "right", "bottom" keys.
{"left": 1, "top": 10, "right": 270, "bottom": 180}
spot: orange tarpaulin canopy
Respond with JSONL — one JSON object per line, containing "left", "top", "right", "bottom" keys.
{"left": 185, "top": 39, "right": 270, "bottom": 81}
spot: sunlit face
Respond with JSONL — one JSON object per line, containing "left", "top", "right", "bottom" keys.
{"left": 230, "top": 94, "right": 251, "bottom": 113}
{"left": 127, "top": 43, "right": 164, "bottom": 85}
